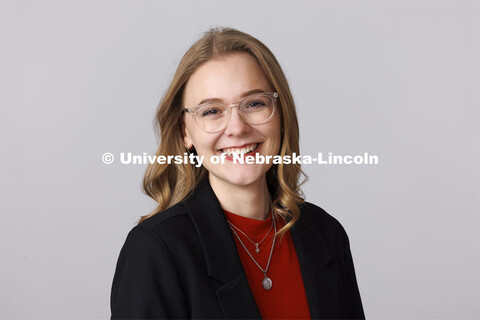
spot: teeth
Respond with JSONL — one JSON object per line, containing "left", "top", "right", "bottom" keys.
{"left": 221, "top": 143, "right": 258, "bottom": 157}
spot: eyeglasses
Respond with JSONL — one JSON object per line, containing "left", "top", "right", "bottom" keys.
{"left": 183, "top": 92, "right": 278, "bottom": 133}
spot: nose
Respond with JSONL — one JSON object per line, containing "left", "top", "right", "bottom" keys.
{"left": 223, "top": 105, "right": 251, "bottom": 136}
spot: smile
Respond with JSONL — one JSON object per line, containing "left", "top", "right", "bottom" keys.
{"left": 218, "top": 143, "right": 260, "bottom": 157}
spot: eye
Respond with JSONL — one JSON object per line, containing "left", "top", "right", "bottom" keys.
{"left": 245, "top": 100, "right": 267, "bottom": 109}
{"left": 201, "top": 108, "right": 218, "bottom": 117}
{"left": 199, "top": 104, "right": 225, "bottom": 118}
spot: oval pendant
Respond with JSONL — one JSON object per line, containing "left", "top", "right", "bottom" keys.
{"left": 262, "top": 277, "right": 272, "bottom": 290}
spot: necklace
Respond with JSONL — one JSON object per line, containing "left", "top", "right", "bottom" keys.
{"left": 227, "top": 215, "right": 273, "bottom": 253}
{"left": 228, "top": 210, "right": 277, "bottom": 290}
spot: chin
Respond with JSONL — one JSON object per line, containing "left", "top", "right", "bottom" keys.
{"left": 211, "top": 165, "right": 270, "bottom": 188}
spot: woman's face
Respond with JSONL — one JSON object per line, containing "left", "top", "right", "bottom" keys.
{"left": 183, "top": 53, "right": 281, "bottom": 188}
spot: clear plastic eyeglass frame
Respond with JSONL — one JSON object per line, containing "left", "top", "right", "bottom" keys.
{"left": 183, "top": 92, "right": 279, "bottom": 133}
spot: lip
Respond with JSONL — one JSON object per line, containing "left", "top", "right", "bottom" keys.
{"left": 217, "top": 142, "right": 261, "bottom": 151}
{"left": 218, "top": 143, "right": 262, "bottom": 162}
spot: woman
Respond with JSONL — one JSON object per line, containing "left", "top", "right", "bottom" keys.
{"left": 111, "top": 27, "right": 365, "bottom": 319}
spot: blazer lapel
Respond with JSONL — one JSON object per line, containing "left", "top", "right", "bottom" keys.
{"left": 183, "top": 178, "right": 262, "bottom": 319}
{"left": 290, "top": 205, "right": 342, "bottom": 319}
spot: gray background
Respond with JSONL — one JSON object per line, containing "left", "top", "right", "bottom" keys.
{"left": 1, "top": 0, "right": 479, "bottom": 319}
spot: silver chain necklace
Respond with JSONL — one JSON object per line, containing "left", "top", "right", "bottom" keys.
{"left": 227, "top": 216, "right": 273, "bottom": 253}
{"left": 228, "top": 210, "right": 277, "bottom": 290}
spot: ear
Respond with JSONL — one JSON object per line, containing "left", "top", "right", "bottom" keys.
{"left": 182, "top": 122, "right": 194, "bottom": 149}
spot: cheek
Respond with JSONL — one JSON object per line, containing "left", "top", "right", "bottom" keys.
{"left": 196, "top": 138, "right": 218, "bottom": 154}
{"left": 185, "top": 127, "right": 218, "bottom": 154}
{"left": 184, "top": 118, "right": 202, "bottom": 145}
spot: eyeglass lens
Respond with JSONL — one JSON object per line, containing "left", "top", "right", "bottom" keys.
{"left": 195, "top": 93, "right": 275, "bottom": 133}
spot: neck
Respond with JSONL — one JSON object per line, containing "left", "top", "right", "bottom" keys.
{"left": 208, "top": 175, "right": 271, "bottom": 221}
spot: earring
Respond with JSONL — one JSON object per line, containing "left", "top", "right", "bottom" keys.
{"left": 186, "top": 145, "right": 195, "bottom": 154}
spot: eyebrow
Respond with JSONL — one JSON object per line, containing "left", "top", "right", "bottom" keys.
{"left": 196, "top": 89, "right": 266, "bottom": 106}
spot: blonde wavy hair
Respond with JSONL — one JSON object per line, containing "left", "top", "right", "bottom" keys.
{"left": 141, "top": 27, "right": 307, "bottom": 239}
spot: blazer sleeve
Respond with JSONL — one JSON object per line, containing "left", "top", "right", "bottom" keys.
{"left": 339, "top": 224, "right": 366, "bottom": 319}
{"left": 110, "top": 225, "right": 188, "bottom": 319}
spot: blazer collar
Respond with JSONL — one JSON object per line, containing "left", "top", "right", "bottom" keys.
{"left": 183, "top": 178, "right": 261, "bottom": 318}
{"left": 183, "top": 177, "right": 338, "bottom": 319}
{"left": 183, "top": 177, "right": 244, "bottom": 282}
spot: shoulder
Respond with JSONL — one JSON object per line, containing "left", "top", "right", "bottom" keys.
{"left": 123, "top": 202, "right": 196, "bottom": 248}
{"left": 299, "top": 201, "right": 351, "bottom": 244}
{"left": 297, "top": 202, "right": 359, "bottom": 276}
{"left": 299, "top": 202, "right": 344, "bottom": 230}
{"left": 137, "top": 202, "right": 195, "bottom": 234}
{"left": 111, "top": 206, "right": 190, "bottom": 318}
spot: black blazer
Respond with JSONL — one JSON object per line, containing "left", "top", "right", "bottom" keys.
{"left": 111, "top": 178, "right": 365, "bottom": 319}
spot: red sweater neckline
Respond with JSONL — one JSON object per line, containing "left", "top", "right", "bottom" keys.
{"left": 223, "top": 209, "right": 274, "bottom": 239}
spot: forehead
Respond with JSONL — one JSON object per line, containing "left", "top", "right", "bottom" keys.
{"left": 184, "top": 53, "right": 272, "bottom": 105}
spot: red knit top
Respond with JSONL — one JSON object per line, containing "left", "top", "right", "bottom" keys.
{"left": 223, "top": 209, "right": 311, "bottom": 319}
